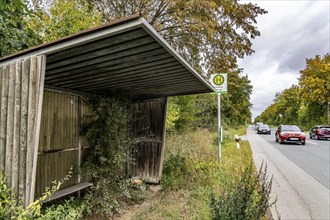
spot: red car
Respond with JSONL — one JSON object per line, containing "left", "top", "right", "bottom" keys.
{"left": 275, "top": 125, "right": 306, "bottom": 145}
{"left": 309, "top": 125, "right": 330, "bottom": 140}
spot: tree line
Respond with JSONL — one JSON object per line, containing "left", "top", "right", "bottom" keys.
{"left": 1, "top": 0, "right": 267, "bottom": 130}
{"left": 255, "top": 54, "right": 330, "bottom": 130}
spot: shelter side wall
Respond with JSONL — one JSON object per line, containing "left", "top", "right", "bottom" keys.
{"left": 0, "top": 55, "right": 45, "bottom": 207}
{"left": 129, "top": 98, "right": 167, "bottom": 183}
{"left": 35, "top": 91, "right": 93, "bottom": 197}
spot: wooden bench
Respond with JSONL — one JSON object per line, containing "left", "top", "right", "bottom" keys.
{"left": 45, "top": 182, "right": 93, "bottom": 202}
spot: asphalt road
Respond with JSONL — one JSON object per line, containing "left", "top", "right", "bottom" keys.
{"left": 257, "top": 127, "right": 330, "bottom": 189}
{"left": 245, "top": 126, "right": 330, "bottom": 220}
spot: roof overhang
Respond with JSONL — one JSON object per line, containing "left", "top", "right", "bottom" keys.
{"left": 0, "top": 14, "right": 215, "bottom": 100}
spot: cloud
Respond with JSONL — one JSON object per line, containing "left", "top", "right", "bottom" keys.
{"left": 238, "top": 0, "right": 330, "bottom": 120}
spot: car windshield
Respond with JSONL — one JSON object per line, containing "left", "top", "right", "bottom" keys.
{"left": 320, "top": 126, "right": 330, "bottom": 130}
{"left": 260, "top": 125, "right": 269, "bottom": 129}
{"left": 282, "top": 125, "right": 301, "bottom": 131}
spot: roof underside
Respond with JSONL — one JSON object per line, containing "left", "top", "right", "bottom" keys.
{"left": 1, "top": 16, "right": 214, "bottom": 100}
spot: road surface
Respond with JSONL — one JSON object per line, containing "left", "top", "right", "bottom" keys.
{"left": 245, "top": 126, "right": 330, "bottom": 220}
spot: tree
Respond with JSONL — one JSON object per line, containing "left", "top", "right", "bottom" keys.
{"left": 26, "top": 0, "right": 102, "bottom": 43}
{"left": 298, "top": 54, "right": 330, "bottom": 127}
{"left": 0, "top": 0, "right": 41, "bottom": 57}
{"left": 299, "top": 54, "right": 330, "bottom": 105}
{"left": 222, "top": 70, "right": 253, "bottom": 125}
{"left": 255, "top": 85, "right": 300, "bottom": 126}
{"left": 166, "top": 70, "right": 253, "bottom": 132}
{"left": 83, "top": 0, "right": 267, "bottom": 72}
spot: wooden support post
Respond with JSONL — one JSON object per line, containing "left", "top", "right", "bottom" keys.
{"left": 157, "top": 97, "right": 167, "bottom": 183}
{"left": 29, "top": 55, "right": 46, "bottom": 205}
{"left": 0, "top": 65, "right": 9, "bottom": 171}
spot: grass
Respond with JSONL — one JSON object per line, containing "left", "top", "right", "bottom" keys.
{"left": 128, "top": 127, "right": 256, "bottom": 220}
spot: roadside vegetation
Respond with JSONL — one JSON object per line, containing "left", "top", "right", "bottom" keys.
{"left": 1, "top": 128, "right": 273, "bottom": 220}
{"left": 127, "top": 129, "right": 272, "bottom": 220}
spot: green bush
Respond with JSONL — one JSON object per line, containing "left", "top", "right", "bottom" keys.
{"left": 0, "top": 170, "right": 72, "bottom": 220}
{"left": 37, "top": 198, "right": 84, "bottom": 220}
{"left": 210, "top": 162, "right": 273, "bottom": 220}
{"left": 161, "top": 153, "right": 190, "bottom": 190}
{"left": 0, "top": 171, "right": 15, "bottom": 219}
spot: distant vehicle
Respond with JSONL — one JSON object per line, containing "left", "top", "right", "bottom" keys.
{"left": 309, "top": 125, "right": 330, "bottom": 140}
{"left": 257, "top": 124, "right": 271, "bottom": 134}
{"left": 275, "top": 125, "right": 306, "bottom": 145}
{"left": 255, "top": 122, "right": 263, "bottom": 130}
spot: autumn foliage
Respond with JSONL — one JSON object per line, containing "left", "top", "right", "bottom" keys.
{"left": 255, "top": 54, "right": 330, "bottom": 129}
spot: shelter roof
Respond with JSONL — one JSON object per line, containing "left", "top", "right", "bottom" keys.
{"left": 0, "top": 14, "right": 215, "bottom": 100}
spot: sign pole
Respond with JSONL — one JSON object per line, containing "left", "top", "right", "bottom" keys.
{"left": 217, "top": 92, "right": 221, "bottom": 160}
{"left": 210, "top": 73, "right": 227, "bottom": 161}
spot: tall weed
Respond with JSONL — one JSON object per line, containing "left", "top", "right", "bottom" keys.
{"left": 210, "top": 162, "right": 273, "bottom": 220}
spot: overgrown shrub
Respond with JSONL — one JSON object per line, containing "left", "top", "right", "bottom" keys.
{"left": 161, "top": 153, "right": 191, "bottom": 190}
{"left": 210, "top": 162, "right": 273, "bottom": 220}
{"left": 37, "top": 198, "right": 84, "bottom": 220}
{"left": 81, "top": 97, "right": 133, "bottom": 180}
{"left": 81, "top": 97, "right": 147, "bottom": 217}
{"left": 0, "top": 170, "right": 71, "bottom": 219}
{"left": 0, "top": 171, "right": 15, "bottom": 219}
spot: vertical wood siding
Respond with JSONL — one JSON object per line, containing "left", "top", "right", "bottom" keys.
{"left": 0, "top": 55, "right": 46, "bottom": 206}
{"left": 129, "top": 98, "right": 167, "bottom": 183}
{"left": 35, "top": 91, "right": 93, "bottom": 197}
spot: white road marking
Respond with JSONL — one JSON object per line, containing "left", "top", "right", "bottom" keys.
{"left": 306, "top": 141, "right": 318, "bottom": 145}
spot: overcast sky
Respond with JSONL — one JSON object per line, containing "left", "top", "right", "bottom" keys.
{"left": 237, "top": 0, "right": 330, "bottom": 121}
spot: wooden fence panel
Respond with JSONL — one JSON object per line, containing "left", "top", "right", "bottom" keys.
{"left": 36, "top": 92, "right": 93, "bottom": 197}
{"left": 0, "top": 55, "right": 46, "bottom": 206}
{"left": 36, "top": 91, "right": 79, "bottom": 196}
{"left": 128, "top": 98, "right": 167, "bottom": 183}
{"left": 38, "top": 91, "right": 79, "bottom": 152}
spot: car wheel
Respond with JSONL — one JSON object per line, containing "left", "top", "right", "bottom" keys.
{"left": 302, "top": 141, "right": 305, "bottom": 145}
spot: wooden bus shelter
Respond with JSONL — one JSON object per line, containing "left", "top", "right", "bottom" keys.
{"left": 0, "top": 14, "right": 214, "bottom": 206}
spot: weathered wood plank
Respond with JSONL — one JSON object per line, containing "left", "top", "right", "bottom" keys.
{"left": 46, "top": 36, "right": 158, "bottom": 70}
{"left": 29, "top": 55, "right": 46, "bottom": 204}
{"left": 67, "top": 66, "right": 186, "bottom": 90}
{"left": 77, "top": 97, "right": 82, "bottom": 184}
{"left": 26, "top": 56, "right": 38, "bottom": 205}
{"left": 73, "top": 69, "right": 188, "bottom": 91}
{"left": 157, "top": 98, "right": 167, "bottom": 182}
{"left": 19, "top": 58, "right": 30, "bottom": 204}
{"left": 11, "top": 61, "right": 22, "bottom": 196}
{"left": 5, "top": 63, "right": 16, "bottom": 187}
{"left": 0, "top": 65, "right": 9, "bottom": 171}
{"left": 46, "top": 28, "right": 148, "bottom": 64}
{"left": 45, "top": 57, "right": 176, "bottom": 85}
{"left": 46, "top": 182, "right": 92, "bottom": 202}
{"left": 45, "top": 50, "right": 171, "bottom": 82}
{"left": 128, "top": 99, "right": 166, "bottom": 183}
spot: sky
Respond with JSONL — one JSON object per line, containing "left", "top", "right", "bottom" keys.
{"left": 237, "top": 0, "right": 330, "bottom": 121}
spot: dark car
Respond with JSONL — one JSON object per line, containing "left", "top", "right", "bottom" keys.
{"left": 255, "top": 122, "right": 263, "bottom": 130}
{"left": 275, "top": 125, "right": 306, "bottom": 145}
{"left": 309, "top": 125, "right": 330, "bottom": 140}
{"left": 257, "top": 124, "right": 271, "bottom": 134}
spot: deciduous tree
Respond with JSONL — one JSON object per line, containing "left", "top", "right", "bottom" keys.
{"left": 0, "top": 0, "right": 41, "bottom": 57}
{"left": 83, "top": 0, "right": 267, "bottom": 72}
{"left": 26, "top": 0, "right": 102, "bottom": 43}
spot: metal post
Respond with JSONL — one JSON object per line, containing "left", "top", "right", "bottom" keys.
{"left": 217, "top": 92, "right": 221, "bottom": 160}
